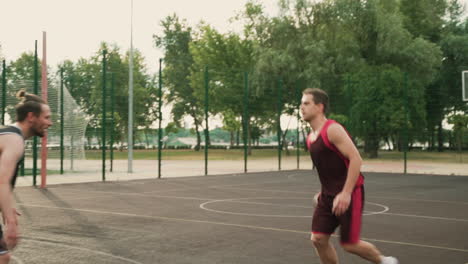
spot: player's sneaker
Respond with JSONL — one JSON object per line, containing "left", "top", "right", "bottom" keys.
{"left": 381, "top": 256, "right": 399, "bottom": 264}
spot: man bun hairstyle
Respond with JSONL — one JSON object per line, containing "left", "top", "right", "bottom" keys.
{"left": 15, "top": 89, "right": 47, "bottom": 122}
{"left": 303, "top": 88, "right": 329, "bottom": 114}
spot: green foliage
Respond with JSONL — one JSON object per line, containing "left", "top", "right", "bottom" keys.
{"left": 154, "top": 14, "right": 205, "bottom": 150}
{"left": 189, "top": 24, "right": 255, "bottom": 117}
{"left": 8, "top": 52, "right": 42, "bottom": 83}
{"left": 165, "top": 122, "right": 180, "bottom": 135}
{"left": 222, "top": 109, "right": 241, "bottom": 132}
{"left": 448, "top": 113, "right": 468, "bottom": 151}
{"left": 400, "top": 0, "right": 447, "bottom": 42}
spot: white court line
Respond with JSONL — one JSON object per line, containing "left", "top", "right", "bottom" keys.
{"left": 16, "top": 202, "right": 468, "bottom": 253}
{"left": 47, "top": 188, "right": 212, "bottom": 201}
{"left": 216, "top": 186, "right": 468, "bottom": 206}
{"left": 51, "top": 186, "right": 203, "bottom": 195}
{"left": 48, "top": 177, "right": 315, "bottom": 201}
{"left": 18, "top": 190, "right": 208, "bottom": 206}
{"left": 37, "top": 194, "right": 112, "bottom": 203}
{"left": 358, "top": 236, "right": 468, "bottom": 253}
{"left": 381, "top": 212, "right": 468, "bottom": 222}
{"left": 208, "top": 187, "right": 468, "bottom": 221}
{"left": 368, "top": 195, "right": 468, "bottom": 205}
{"left": 209, "top": 179, "right": 310, "bottom": 188}
{"left": 200, "top": 197, "right": 312, "bottom": 218}
{"left": 200, "top": 197, "right": 389, "bottom": 217}
{"left": 224, "top": 199, "right": 389, "bottom": 215}
{"left": 15, "top": 194, "right": 111, "bottom": 206}
{"left": 54, "top": 175, "right": 468, "bottom": 206}
{"left": 139, "top": 181, "right": 299, "bottom": 195}
{"left": 42, "top": 186, "right": 468, "bottom": 222}
{"left": 39, "top": 186, "right": 468, "bottom": 208}
{"left": 213, "top": 186, "right": 312, "bottom": 194}
{"left": 221, "top": 199, "right": 314, "bottom": 209}
{"left": 19, "top": 237, "right": 144, "bottom": 264}
{"left": 37, "top": 174, "right": 468, "bottom": 222}
{"left": 46, "top": 172, "right": 309, "bottom": 199}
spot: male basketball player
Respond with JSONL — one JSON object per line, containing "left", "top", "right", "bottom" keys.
{"left": 0, "top": 90, "right": 52, "bottom": 263}
{"left": 302, "top": 88, "right": 398, "bottom": 264}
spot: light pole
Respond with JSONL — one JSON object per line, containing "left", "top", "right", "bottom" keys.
{"left": 128, "top": 0, "right": 134, "bottom": 173}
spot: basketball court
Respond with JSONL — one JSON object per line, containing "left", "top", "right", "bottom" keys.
{"left": 10, "top": 170, "right": 468, "bottom": 263}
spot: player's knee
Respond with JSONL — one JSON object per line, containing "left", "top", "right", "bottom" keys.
{"left": 0, "top": 253, "right": 11, "bottom": 264}
{"left": 311, "top": 233, "right": 329, "bottom": 248}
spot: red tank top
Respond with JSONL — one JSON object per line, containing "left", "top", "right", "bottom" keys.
{"left": 307, "top": 120, "right": 364, "bottom": 196}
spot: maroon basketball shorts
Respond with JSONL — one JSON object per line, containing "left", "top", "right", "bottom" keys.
{"left": 311, "top": 186, "right": 364, "bottom": 244}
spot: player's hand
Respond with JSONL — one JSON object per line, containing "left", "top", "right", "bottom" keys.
{"left": 332, "top": 192, "right": 351, "bottom": 216}
{"left": 5, "top": 224, "right": 19, "bottom": 250}
{"left": 2, "top": 208, "right": 21, "bottom": 224}
{"left": 5, "top": 209, "right": 20, "bottom": 250}
{"left": 313, "top": 192, "right": 321, "bottom": 205}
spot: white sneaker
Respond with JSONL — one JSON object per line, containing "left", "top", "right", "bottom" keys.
{"left": 381, "top": 256, "right": 399, "bottom": 264}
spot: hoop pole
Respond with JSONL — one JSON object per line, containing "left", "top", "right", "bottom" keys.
{"left": 60, "top": 68, "right": 64, "bottom": 174}
{"left": 463, "top": 71, "right": 467, "bottom": 102}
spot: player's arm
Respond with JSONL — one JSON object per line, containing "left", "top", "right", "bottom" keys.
{"left": 0, "top": 135, "right": 24, "bottom": 247}
{"left": 327, "top": 123, "right": 362, "bottom": 215}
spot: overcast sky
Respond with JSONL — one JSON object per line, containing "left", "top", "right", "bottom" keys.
{"left": 1, "top": 0, "right": 467, "bottom": 75}
{"left": 0, "top": 0, "right": 278, "bottom": 74}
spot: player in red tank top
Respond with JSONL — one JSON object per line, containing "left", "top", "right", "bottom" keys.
{"left": 301, "top": 88, "right": 398, "bottom": 264}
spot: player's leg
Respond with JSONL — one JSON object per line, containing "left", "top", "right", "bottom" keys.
{"left": 339, "top": 186, "right": 398, "bottom": 264}
{"left": 342, "top": 242, "right": 398, "bottom": 263}
{"left": 341, "top": 240, "right": 382, "bottom": 263}
{"left": 311, "top": 194, "right": 340, "bottom": 264}
{"left": 0, "top": 236, "right": 10, "bottom": 264}
{"left": 311, "top": 233, "right": 338, "bottom": 264}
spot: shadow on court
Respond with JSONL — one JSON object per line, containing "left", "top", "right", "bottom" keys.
{"left": 10, "top": 170, "right": 468, "bottom": 263}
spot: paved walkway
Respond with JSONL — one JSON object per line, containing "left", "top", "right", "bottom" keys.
{"left": 15, "top": 157, "right": 468, "bottom": 187}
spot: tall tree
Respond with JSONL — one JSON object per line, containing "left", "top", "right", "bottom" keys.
{"left": 317, "top": 0, "right": 442, "bottom": 157}
{"left": 401, "top": 0, "right": 468, "bottom": 150}
{"left": 400, "top": 0, "right": 447, "bottom": 42}
{"left": 8, "top": 52, "right": 41, "bottom": 84}
{"left": 222, "top": 109, "right": 241, "bottom": 146}
{"left": 248, "top": 0, "right": 442, "bottom": 157}
{"left": 154, "top": 14, "right": 205, "bottom": 150}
